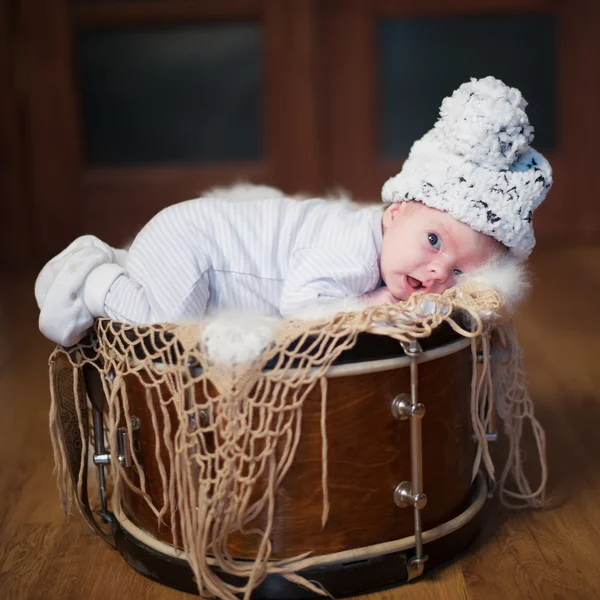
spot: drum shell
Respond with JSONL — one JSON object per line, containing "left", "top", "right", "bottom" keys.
{"left": 118, "top": 340, "right": 475, "bottom": 559}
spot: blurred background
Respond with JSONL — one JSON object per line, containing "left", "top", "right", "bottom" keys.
{"left": 1, "top": 0, "right": 599, "bottom": 268}
{"left": 2, "top": 2, "right": 600, "bottom": 598}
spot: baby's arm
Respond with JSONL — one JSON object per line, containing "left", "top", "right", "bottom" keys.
{"left": 279, "top": 248, "right": 382, "bottom": 317}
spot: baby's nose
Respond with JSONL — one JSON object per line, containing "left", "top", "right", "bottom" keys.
{"left": 423, "top": 271, "right": 453, "bottom": 295}
{"left": 428, "top": 261, "right": 450, "bottom": 283}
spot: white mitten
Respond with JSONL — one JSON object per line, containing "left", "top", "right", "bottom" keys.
{"left": 35, "top": 236, "right": 126, "bottom": 346}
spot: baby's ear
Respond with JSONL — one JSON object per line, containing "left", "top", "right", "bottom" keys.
{"left": 385, "top": 202, "right": 404, "bottom": 221}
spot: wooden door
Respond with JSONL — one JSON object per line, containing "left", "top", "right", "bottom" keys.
{"left": 1, "top": 0, "right": 30, "bottom": 268}
{"left": 15, "top": 0, "right": 323, "bottom": 260}
{"left": 4, "top": 0, "right": 600, "bottom": 267}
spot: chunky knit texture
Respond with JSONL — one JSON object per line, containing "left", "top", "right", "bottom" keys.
{"left": 382, "top": 77, "right": 553, "bottom": 259}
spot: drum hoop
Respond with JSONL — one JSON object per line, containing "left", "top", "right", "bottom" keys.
{"left": 136, "top": 336, "right": 471, "bottom": 380}
{"left": 323, "top": 336, "right": 470, "bottom": 379}
{"left": 112, "top": 471, "right": 486, "bottom": 569}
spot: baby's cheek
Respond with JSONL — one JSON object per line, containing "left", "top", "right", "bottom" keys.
{"left": 389, "top": 280, "right": 409, "bottom": 301}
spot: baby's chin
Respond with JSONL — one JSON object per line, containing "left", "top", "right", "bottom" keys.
{"left": 392, "top": 290, "right": 411, "bottom": 302}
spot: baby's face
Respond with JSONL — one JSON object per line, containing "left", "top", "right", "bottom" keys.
{"left": 380, "top": 201, "right": 504, "bottom": 301}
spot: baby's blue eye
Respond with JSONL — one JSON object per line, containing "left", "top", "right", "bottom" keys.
{"left": 428, "top": 233, "right": 441, "bottom": 249}
{"left": 453, "top": 268, "right": 463, "bottom": 277}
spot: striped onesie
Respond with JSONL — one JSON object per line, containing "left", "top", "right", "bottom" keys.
{"left": 86, "top": 196, "right": 385, "bottom": 324}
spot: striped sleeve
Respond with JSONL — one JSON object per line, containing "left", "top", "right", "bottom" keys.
{"left": 279, "top": 247, "right": 379, "bottom": 318}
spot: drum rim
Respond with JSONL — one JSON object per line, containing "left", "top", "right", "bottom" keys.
{"left": 112, "top": 471, "right": 486, "bottom": 568}
{"left": 138, "top": 336, "right": 472, "bottom": 380}
{"left": 322, "top": 336, "right": 470, "bottom": 379}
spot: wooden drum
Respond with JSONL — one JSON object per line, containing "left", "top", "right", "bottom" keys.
{"left": 79, "top": 326, "right": 488, "bottom": 598}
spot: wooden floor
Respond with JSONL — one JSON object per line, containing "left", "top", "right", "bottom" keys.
{"left": 1, "top": 243, "right": 600, "bottom": 600}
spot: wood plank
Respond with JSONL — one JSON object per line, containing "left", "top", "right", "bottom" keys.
{"left": 73, "top": 0, "right": 262, "bottom": 27}
{"left": 31, "top": 522, "right": 196, "bottom": 600}
{"left": 322, "top": 0, "right": 375, "bottom": 201}
{"left": 20, "top": 0, "right": 82, "bottom": 261}
{"left": 551, "top": 0, "right": 600, "bottom": 238}
{"left": 361, "top": 562, "right": 470, "bottom": 599}
{"left": 81, "top": 163, "right": 272, "bottom": 247}
{"left": 0, "top": 524, "right": 60, "bottom": 600}
{"left": 264, "top": 0, "right": 323, "bottom": 194}
{"left": 0, "top": 0, "right": 30, "bottom": 268}
{"left": 373, "top": 0, "right": 555, "bottom": 14}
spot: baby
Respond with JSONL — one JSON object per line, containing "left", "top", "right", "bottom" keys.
{"left": 35, "top": 77, "right": 552, "bottom": 346}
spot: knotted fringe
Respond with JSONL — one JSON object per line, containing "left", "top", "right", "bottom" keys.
{"left": 47, "top": 284, "right": 548, "bottom": 599}
{"left": 492, "top": 322, "right": 548, "bottom": 508}
{"left": 48, "top": 362, "right": 75, "bottom": 515}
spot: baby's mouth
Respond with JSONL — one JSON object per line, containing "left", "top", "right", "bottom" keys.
{"left": 406, "top": 275, "right": 423, "bottom": 290}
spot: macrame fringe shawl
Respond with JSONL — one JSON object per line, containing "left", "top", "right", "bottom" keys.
{"left": 48, "top": 283, "right": 547, "bottom": 600}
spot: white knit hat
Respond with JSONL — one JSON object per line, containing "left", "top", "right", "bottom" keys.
{"left": 381, "top": 76, "right": 552, "bottom": 259}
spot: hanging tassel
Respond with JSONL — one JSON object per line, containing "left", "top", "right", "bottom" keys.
{"left": 492, "top": 322, "right": 548, "bottom": 508}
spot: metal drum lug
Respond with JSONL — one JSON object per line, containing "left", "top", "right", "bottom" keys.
{"left": 393, "top": 481, "right": 427, "bottom": 510}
